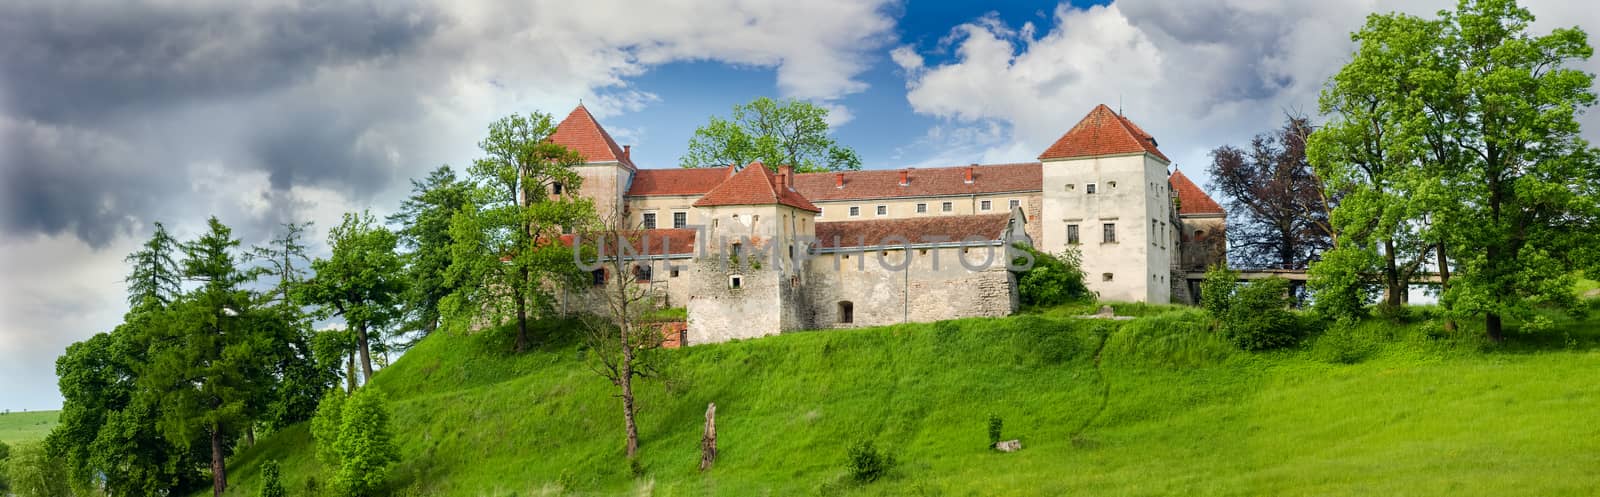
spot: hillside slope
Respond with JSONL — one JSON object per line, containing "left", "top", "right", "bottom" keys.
{"left": 220, "top": 308, "right": 1600, "bottom": 496}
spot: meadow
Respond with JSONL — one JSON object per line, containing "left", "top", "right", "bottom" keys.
{"left": 0, "top": 410, "right": 59, "bottom": 445}
{"left": 208, "top": 298, "right": 1600, "bottom": 497}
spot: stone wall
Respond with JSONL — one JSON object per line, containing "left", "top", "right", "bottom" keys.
{"left": 1176, "top": 215, "right": 1226, "bottom": 272}
{"left": 805, "top": 245, "right": 1016, "bottom": 329}
{"left": 684, "top": 257, "right": 789, "bottom": 344}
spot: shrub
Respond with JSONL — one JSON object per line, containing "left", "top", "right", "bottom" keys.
{"left": 333, "top": 388, "right": 400, "bottom": 497}
{"left": 1219, "top": 277, "right": 1301, "bottom": 351}
{"left": 1307, "top": 244, "right": 1381, "bottom": 323}
{"left": 311, "top": 389, "right": 347, "bottom": 468}
{"left": 987, "top": 414, "right": 1003, "bottom": 447}
{"left": 1312, "top": 325, "right": 1376, "bottom": 364}
{"left": 258, "top": 459, "right": 285, "bottom": 497}
{"left": 1012, "top": 244, "right": 1092, "bottom": 307}
{"left": 845, "top": 440, "right": 895, "bottom": 483}
{"left": 3, "top": 442, "right": 71, "bottom": 497}
{"left": 1199, "top": 265, "right": 1238, "bottom": 318}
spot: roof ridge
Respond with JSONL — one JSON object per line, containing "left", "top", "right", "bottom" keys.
{"left": 1038, "top": 104, "right": 1170, "bottom": 163}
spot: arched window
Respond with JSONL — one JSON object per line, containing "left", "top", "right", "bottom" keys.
{"left": 633, "top": 263, "right": 652, "bottom": 282}
{"left": 838, "top": 301, "right": 854, "bottom": 324}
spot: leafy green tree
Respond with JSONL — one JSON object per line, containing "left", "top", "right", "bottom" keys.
{"left": 443, "top": 112, "right": 595, "bottom": 353}
{"left": 331, "top": 388, "right": 399, "bottom": 497}
{"left": 389, "top": 165, "right": 474, "bottom": 343}
{"left": 4, "top": 442, "right": 73, "bottom": 497}
{"left": 1312, "top": 0, "right": 1600, "bottom": 339}
{"left": 1010, "top": 244, "right": 1091, "bottom": 307}
{"left": 298, "top": 212, "right": 405, "bottom": 382}
{"left": 250, "top": 221, "right": 315, "bottom": 306}
{"left": 680, "top": 97, "right": 862, "bottom": 172}
{"left": 249, "top": 221, "right": 331, "bottom": 430}
{"left": 123, "top": 221, "right": 182, "bottom": 309}
{"left": 144, "top": 217, "right": 277, "bottom": 496}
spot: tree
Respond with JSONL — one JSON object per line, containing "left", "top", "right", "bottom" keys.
{"left": 680, "top": 97, "right": 862, "bottom": 172}
{"left": 250, "top": 221, "right": 331, "bottom": 432}
{"left": 299, "top": 212, "right": 405, "bottom": 383}
{"left": 258, "top": 459, "right": 285, "bottom": 497}
{"left": 144, "top": 217, "right": 277, "bottom": 497}
{"left": 442, "top": 112, "right": 594, "bottom": 353}
{"left": 123, "top": 221, "right": 182, "bottom": 309}
{"left": 310, "top": 390, "right": 346, "bottom": 470}
{"left": 1311, "top": 0, "right": 1600, "bottom": 339}
{"left": 389, "top": 166, "right": 474, "bottom": 343}
{"left": 4, "top": 442, "right": 73, "bottom": 497}
{"left": 250, "top": 221, "right": 314, "bottom": 306}
{"left": 578, "top": 212, "right": 669, "bottom": 460}
{"left": 1209, "top": 116, "right": 1334, "bottom": 271}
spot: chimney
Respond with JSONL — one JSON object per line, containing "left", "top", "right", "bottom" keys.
{"left": 778, "top": 165, "right": 794, "bottom": 189}
{"left": 965, "top": 164, "right": 976, "bottom": 184}
{"left": 623, "top": 145, "right": 631, "bottom": 159}
{"left": 835, "top": 172, "right": 845, "bottom": 189}
{"left": 899, "top": 169, "right": 909, "bottom": 186}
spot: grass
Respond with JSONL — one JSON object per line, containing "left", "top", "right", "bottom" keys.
{"left": 215, "top": 305, "right": 1600, "bottom": 496}
{"left": 0, "top": 410, "right": 59, "bottom": 445}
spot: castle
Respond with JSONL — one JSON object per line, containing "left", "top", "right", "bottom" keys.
{"left": 550, "top": 104, "right": 1225, "bottom": 345}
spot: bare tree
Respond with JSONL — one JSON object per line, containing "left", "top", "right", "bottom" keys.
{"left": 579, "top": 211, "right": 669, "bottom": 460}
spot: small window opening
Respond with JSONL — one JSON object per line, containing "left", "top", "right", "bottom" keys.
{"left": 838, "top": 301, "right": 854, "bottom": 324}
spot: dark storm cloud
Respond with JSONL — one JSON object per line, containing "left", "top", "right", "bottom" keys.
{"left": 0, "top": 0, "right": 445, "bottom": 247}
{"left": 0, "top": 1, "right": 442, "bottom": 123}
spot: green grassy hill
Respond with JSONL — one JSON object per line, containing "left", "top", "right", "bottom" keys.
{"left": 0, "top": 410, "right": 59, "bottom": 445}
{"left": 220, "top": 305, "right": 1600, "bottom": 496}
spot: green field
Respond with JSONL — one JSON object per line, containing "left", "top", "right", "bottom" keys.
{"left": 214, "top": 305, "right": 1600, "bottom": 496}
{"left": 0, "top": 410, "right": 60, "bottom": 445}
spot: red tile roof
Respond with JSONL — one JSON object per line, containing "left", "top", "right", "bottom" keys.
{"left": 815, "top": 214, "right": 1016, "bottom": 249}
{"left": 627, "top": 167, "right": 733, "bottom": 196}
{"left": 1039, "top": 104, "right": 1170, "bottom": 163}
{"left": 793, "top": 162, "right": 1043, "bottom": 202}
{"left": 1169, "top": 169, "right": 1224, "bottom": 216}
{"left": 692, "top": 162, "right": 820, "bottom": 212}
{"left": 560, "top": 228, "right": 697, "bottom": 257}
{"left": 548, "top": 104, "right": 635, "bottom": 170}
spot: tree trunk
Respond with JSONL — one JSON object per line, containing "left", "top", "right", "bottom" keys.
{"left": 346, "top": 350, "right": 357, "bottom": 393}
{"left": 356, "top": 322, "right": 374, "bottom": 382}
{"left": 621, "top": 323, "right": 639, "bottom": 460}
{"left": 1437, "top": 243, "right": 1456, "bottom": 332}
{"left": 210, "top": 423, "right": 226, "bottom": 497}
{"left": 1383, "top": 239, "right": 1403, "bottom": 308}
{"left": 246, "top": 426, "right": 255, "bottom": 447}
{"left": 515, "top": 268, "right": 530, "bottom": 353}
{"left": 1486, "top": 312, "right": 1503, "bottom": 342}
{"left": 700, "top": 403, "right": 717, "bottom": 472}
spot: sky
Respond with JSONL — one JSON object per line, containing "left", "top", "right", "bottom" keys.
{"left": 4, "top": 0, "right": 1600, "bottom": 410}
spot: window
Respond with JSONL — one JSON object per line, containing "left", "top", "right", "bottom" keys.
{"left": 1102, "top": 272, "right": 1114, "bottom": 282}
{"left": 941, "top": 201, "right": 953, "bottom": 212}
{"left": 1086, "top": 183, "right": 1097, "bottom": 194}
{"left": 729, "top": 275, "right": 742, "bottom": 289}
{"left": 592, "top": 269, "right": 606, "bottom": 286}
{"left": 1151, "top": 220, "right": 1158, "bottom": 246}
{"left": 1067, "top": 224, "right": 1080, "bottom": 245}
{"left": 633, "top": 264, "right": 652, "bottom": 282}
{"left": 876, "top": 205, "right": 887, "bottom": 216}
{"left": 1103, "top": 223, "right": 1116, "bottom": 243}
{"left": 1066, "top": 184, "right": 1076, "bottom": 191}
{"left": 849, "top": 206, "right": 860, "bottom": 217}
{"left": 670, "top": 268, "right": 681, "bottom": 278}
{"left": 838, "top": 301, "right": 854, "bottom": 324}
{"left": 1009, "top": 199, "right": 1020, "bottom": 210}
{"left": 730, "top": 243, "right": 742, "bottom": 259}
{"left": 642, "top": 212, "right": 657, "bottom": 229}
{"left": 673, "top": 212, "right": 687, "bottom": 229}
{"left": 916, "top": 203, "right": 927, "bottom": 213}
{"left": 980, "top": 200, "right": 992, "bottom": 211}
{"left": 552, "top": 182, "right": 564, "bottom": 195}
{"left": 1107, "top": 180, "right": 1117, "bottom": 189}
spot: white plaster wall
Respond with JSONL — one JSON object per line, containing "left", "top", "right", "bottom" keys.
{"left": 1040, "top": 153, "right": 1170, "bottom": 302}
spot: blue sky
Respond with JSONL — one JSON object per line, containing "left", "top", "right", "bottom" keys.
{"left": 5, "top": 0, "right": 1600, "bottom": 410}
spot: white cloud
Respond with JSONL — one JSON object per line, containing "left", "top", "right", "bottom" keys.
{"left": 894, "top": 0, "right": 1600, "bottom": 188}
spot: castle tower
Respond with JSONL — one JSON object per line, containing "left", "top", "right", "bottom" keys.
{"left": 684, "top": 162, "right": 820, "bottom": 343}
{"left": 548, "top": 104, "right": 636, "bottom": 222}
{"left": 1037, "top": 104, "right": 1174, "bottom": 303}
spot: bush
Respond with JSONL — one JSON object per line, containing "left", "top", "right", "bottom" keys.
{"left": 311, "top": 389, "right": 347, "bottom": 468}
{"left": 1220, "top": 277, "right": 1301, "bottom": 351}
{"left": 333, "top": 388, "right": 400, "bottom": 497}
{"left": 845, "top": 440, "right": 895, "bottom": 483}
{"left": 1012, "top": 244, "right": 1092, "bottom": 307}
{"left": 987, "top": 414, "right": 1003, "bottom": 447}
{"left": 3, "top": 442, "right": 71, "bottom": 497}
{"left": 258, "top": 459, "right": 285, "bottom": 497}
{"left": 1199, "top": 265, "right": 1238, "bottom": 318}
